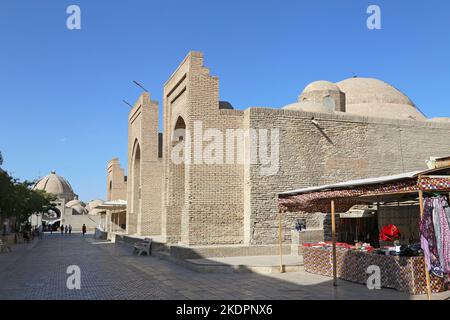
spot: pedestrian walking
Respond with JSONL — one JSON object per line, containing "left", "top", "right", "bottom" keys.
{"left": 82, "top": 224, "right": 87, "bottom": 237}
{"left": 38, "top": 224, "right": 43, "bottom": 240}
{"left": 68, "top": 225, "right": 72, "bottom": 235}
{"left": 65, "top": 225, "right": 68, "bottom": 235}
{"left": 60, "top": 224, "right": 64, "bottom": 235}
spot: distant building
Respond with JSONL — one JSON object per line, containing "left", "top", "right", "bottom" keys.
{"left": 33, "top": 171, "right": 99, "bottom": 230}
{"left": 99, "top": 159, "right": 127, "bottom": 234}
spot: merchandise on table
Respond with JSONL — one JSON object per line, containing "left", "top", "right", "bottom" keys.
{"left": 303, "top": 245, "right": 448, "bottom": 294}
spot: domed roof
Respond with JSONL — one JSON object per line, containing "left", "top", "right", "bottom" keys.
{"left": 336, "top": 77, "right": 426, "bottom": 120}
{"left": 34, "top": 171, "right": 75, "bottom": 200}
{"left": 66, "top": 199, "right": 82, "bottom": 208}
{"left": 336, "top": 78, "right": 414, "bottom": 106}
{"left": 86, "top": 199, "right": 103, "bottom": 210}
{"left": 85, "top": 199, "right": 104, "bottom": 215}
{"left": 303, "top": 80, "right": 341, "bottom": 93}
{"left": 429, "top": 117, "right": 450, "bottom": 123}
{"left": 71, "top": 204, "right": 88, "bottom": 215}
{"left": 283, "top": 101, "right": 335, "bottom": 114}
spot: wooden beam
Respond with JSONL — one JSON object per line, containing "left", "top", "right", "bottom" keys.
{"left": 331, "top": 200, "right": 337, "bottom": 286}
{"left": 278, "top": 208, "right": 285, "bottom": 273}
{"left": 419, "top": 189, "right": 432, "bottom": 300}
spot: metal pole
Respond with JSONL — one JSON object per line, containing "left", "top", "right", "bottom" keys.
{"left": 331, "top": 200, "right": 337, "bottom": 286}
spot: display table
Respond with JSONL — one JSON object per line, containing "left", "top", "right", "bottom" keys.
{"left": 303, "top": 246, "right": 448, "bottom": 294}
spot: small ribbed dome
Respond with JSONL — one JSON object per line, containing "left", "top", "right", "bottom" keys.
{"left": 70, "top": 204, "right": 88, "bottom": 215}
{"left": 66, "top": 200, "right": 82, "bottom": 208}
{"left": 66, "top": 199, "right": 87, "bottom": 215}
{"left": 303, "top": 81, "right": 340, "bottom": 93}
{"left": 85, "top": 199, "right": 104, "bottom": 216}
{"left": 34, "top": 171, "right": 75, "bottom": 201}
{"left": 284, "top": 80, "right": 344, "bottom": 114}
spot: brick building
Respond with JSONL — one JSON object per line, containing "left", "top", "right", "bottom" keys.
{"left": 114, "top": 51, "right": 450, "bottom": 247}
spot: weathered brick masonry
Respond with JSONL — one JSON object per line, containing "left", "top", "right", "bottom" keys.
{"left": 247, "top": 108, "right": 450, "bottom": 244}
{"left": 121, "top": 51, "right": 450, "bottom": 246}
{"left": 127, "top": 93, "right": 163, "bottom": 236}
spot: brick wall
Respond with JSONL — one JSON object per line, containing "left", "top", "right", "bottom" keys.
{"left": 248, "top": 107, "right": 450, "bottom": 244}
{"left": 127, "top": 93, "right": 163, "bottom": 236}
{"left": 106, "top": 158, "right": 127, "bottom": 201}
{"left": 129, "top": 51, "right": 450, "bottom": 247}
{"left": 162, "top": 52, "right": 244, "bottom": 245}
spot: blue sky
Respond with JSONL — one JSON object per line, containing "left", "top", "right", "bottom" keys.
{"left": 0, "top": 0, "right": 449, "bottom": 201}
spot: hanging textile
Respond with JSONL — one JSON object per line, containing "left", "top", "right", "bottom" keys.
{"left": 431, "top": 197, "right": 442, "bottom": 269}
{"left": 420, "top": 198, "right": 444, "bottom": 277}
{"left": 437, "top": 196, "right": 450, "bottom": 273}
{"left": 417, "top": 177, "right": 450, "bottom": 190}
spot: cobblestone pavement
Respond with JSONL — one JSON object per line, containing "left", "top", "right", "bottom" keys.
{"left": 1, "top": 234, "right": 448, "bottom": 300}
{"left": 0, "top": 234, "right": 176, "bottom": 300}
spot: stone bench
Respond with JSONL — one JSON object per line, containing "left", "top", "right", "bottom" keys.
{"left": 133, "top": 238, "right": 152, "bottom": 256}
{"left": 0, "top": 240, "right": 11, "bottom": 254}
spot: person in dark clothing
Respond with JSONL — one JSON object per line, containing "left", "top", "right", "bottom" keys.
{"left": 82, "top": 224, "right": 86, "bottom": 237}
{"left": 23, "top": 230, "right": 30, "bottom": 243}
{"left": 60, "top": 224, "right": 64, "bottom": 235}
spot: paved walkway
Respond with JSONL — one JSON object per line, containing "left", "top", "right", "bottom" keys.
{"left": 186, "top": 255, "right": 302, "bottom": 266}
{"left": 0, "top": 234, "right": 449, "bottom": 300}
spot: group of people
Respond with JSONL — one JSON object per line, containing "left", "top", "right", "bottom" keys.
{"left": 59, "top": 224, "right": 87, "bottom": 236}
{"left": 60, "top": 224, "right": 72, "bottom": 235}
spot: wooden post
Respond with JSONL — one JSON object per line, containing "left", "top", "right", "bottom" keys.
{"left": 278, "top": 208, "right": 284, "bottom": 273}
{"left": 419, "top": 189, "right": 432, "bottom": 300}
{"left": 331, "top": 200, "right": 337, "bottom": 286}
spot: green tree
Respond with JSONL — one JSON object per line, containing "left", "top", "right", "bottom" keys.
{"left": 0, "top": 154, "right": 57, "bottom": 230}
{"left": 0, "top": 169, "right": 14, "bottom": 219}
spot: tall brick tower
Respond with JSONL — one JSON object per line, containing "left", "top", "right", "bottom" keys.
{"left": 106, "top": 158, "right": 127, "bottom": 201}
{"left": 162, "top": 52, "right": 244, "bottom": 245}
{"left": 127, "top": 92, "right": 163, "bottom": 236}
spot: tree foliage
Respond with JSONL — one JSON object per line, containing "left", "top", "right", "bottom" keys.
{"left": 0, "top": 152, "right": 56, "bottom": 226}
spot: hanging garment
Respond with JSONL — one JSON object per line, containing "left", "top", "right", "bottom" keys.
{"left": 420, "top": 198, "right": 444, "bottom": 277}
{"left": 432, "top": 198, "right": 442, "bottom": 266}
{"left": 438, "top": 196, "right": 450, "bottom": 273}
{"left": 443, "top": 196, "right": 450, "bottom": 233}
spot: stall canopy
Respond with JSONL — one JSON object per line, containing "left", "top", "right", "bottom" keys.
{"left": 95, "top": 199, "right": 127, "bottom": 211}
{"left": 277, "top": 164, "right": 450, "bottom": 299}
{"left": 278, "top": 166, "right": 450, "bottom": 213}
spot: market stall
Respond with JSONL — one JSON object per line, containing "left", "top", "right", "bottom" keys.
{"left": 302, "top": 243, "right": 446, "bottom": 294}
{"left": 278, "top": 165, "right": 450, "bottom": 298}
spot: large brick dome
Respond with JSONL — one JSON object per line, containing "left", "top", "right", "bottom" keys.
{"left": 33, "top": 171, "right": 76, "bottom": 201}
{"left": 336, "top": 77, "right": 426, "bottom": 120}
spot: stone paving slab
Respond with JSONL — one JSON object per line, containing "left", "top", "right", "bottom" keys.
{"left": 186, "top": 255, "right": 302, "bottom": 267}
{"left": 1, "top": 234, "right": 449, "bottom": 300}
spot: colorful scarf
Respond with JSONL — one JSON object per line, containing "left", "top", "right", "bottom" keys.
{"left": 420, "top": 198, "right": 444, "bottom": 277}
{"left": 437, "top": 196, "right": 450, "bottom": 273}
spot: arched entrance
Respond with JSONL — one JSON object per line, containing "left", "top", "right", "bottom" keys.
{"left": 129, "top": 140, "right": 141, "bottom": 234}
{"left": 168, "top": 116, "right": 186, "bottom": 242}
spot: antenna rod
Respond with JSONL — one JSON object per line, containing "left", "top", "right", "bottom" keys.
{"left": 133, "top": 80, "right": 148, "bottom": 92}
{"left": 122, "top": 100, "right": 133, "bottom": 108}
